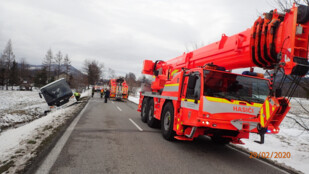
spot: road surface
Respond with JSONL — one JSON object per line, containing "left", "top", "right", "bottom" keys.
{"left": 38, "top": 96, "right": 287, "bottom": 174}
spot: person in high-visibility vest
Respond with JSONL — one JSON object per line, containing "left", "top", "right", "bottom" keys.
{"left": 74, "top": 92, "right": 80, "bottom": 101}
{"left": 100, "top": 88, "right": 104, "bottom": 98}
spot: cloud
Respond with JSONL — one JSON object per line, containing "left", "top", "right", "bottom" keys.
{"left": 0, "top": 0, "right": 276, "bottom": 77}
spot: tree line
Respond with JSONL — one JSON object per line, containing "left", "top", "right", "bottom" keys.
{"left": 0, "top": 39, "right": 142, "bottom": 93}
{"left": 0, "top": 39, "right": 25, "bottom": 90}
{"left": 0, "top": 39, "right": 84, "bottom": 90}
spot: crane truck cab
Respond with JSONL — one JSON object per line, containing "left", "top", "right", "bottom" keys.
{"left": 139, "top": 66, "right": 282, "bottom": 144}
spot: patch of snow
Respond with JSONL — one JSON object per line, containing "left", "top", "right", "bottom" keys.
{"left": 0, "top": 108, "right": 71, "bottom": 159}
{"left": 0, "top": 97, "right": 85, "bottom": 173}
{"left": 0, "top": 91, "right": 47, "bottom": 130}
{"left": 128, "top": 96, "right": 139, "bottom": 104}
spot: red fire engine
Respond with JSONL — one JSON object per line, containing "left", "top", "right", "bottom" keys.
{"left": 110, "top": 78, "right": 129, "bottom": 100}
{"left": 138, "top": 4, "right": 309, "bottom": 144}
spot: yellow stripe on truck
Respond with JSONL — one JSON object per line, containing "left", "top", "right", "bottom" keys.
{"left": 171, "top": 69, "right": 179, "bottom": 77}
{"left": 164, "top": 83, "right": 179, "bottom": 87}
{"left": 265, "top": 99, "right": 270, "bottom": 120}
{"left": 181, "top": 98, "right": 200, "bottom": 103}
{"left": 205, "top": 96, "right": 262, "bottom": 107}
{"left": 260, "top": 109, "right": 265, "bottom": 127}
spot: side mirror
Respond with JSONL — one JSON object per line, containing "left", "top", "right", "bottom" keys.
{"left": 39, "top": 93, "right": 42, "bottom": 98}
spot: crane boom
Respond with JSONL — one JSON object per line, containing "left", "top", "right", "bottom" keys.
{"left": 143, "top": 5, "right": 309, "bottom": 78}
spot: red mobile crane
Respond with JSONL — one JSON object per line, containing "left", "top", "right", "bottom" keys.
{"left": 138, "top": 5, "right": 309, "bottom": 144}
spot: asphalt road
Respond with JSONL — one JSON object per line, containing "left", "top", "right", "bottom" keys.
{"left": 40, "top": 96, "right": 286, "bottom": 174}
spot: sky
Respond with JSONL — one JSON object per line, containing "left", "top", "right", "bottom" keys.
{"left": 0, "top": 0, "right": 281, "bottom": 77}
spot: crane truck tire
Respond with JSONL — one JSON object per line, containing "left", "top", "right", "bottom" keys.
{"left": 161, "top": 102, "right": 175, "bottom": 141}
{"left": 147, "top": 99, "right": 160, "bottom": 128}
{"left": 141, "top": 98, "right": 149, "bottom": 123}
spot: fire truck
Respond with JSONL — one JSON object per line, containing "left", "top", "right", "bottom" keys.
{"left": 110, "top": 78, "right": 129, "bottom": 100}
{"left": 138, "top": 4, "right": 309, "bottom": 144}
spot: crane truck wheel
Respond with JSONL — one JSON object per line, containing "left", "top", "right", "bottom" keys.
{"left": 147, "top": 99, "right": 159, "bottom": 128}
{"left": 161, "top": 102, "right": 175, "bottom": 141}
{"left": 141, "top": 98, "right": 149, "bottom": 123}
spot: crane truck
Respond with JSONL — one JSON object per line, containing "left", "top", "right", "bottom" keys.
{"left": 110, "top": 78, "right": 129, "bottom": 100}
{"left": 137, "top": 4, "right": 309, "bottom": 144}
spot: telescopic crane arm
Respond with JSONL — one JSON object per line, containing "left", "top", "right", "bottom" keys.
{"left": 143, "top": 5, "right": 309, "bottom": 81}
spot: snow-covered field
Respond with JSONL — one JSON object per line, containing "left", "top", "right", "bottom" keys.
{"left": 0, "top": 90, "right": 47, "bottom": 131}
{"left": 0, "top": 89, "right": 90, "bottom": 173}
{"left": 128, "top": 94, "right": 309, "bottom": 174}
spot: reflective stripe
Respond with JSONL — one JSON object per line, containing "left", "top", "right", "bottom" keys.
{"left": 171, "top": 69, "right": 179, "bottom": 77}
{"left": 205, "top": 96, "right": 262, "bottom": 108}
{"left": 142, "top": 91, "right": 178, "bottom": 100}
{"left": 181, "top": 98, "right": 200, "bottom": 104}
{"left": 203, "top": 97, "right": 261, "bottom": 115}
{"left": 163, "top": 86, "right": 179, "bottom": 92}
{"left": 165, "top": 83, "right": 179, "bottom": 87}
{"left": 265, "top": 99, "right": 270, "bottom": 120}
{"left": 260, "top": 109, "right": 265, "bottom": 127}
{"left": 163, "top": 83, "right": 179, "bottom": 92}
{"left": 181, "top": 101, "right": 199, "bottom": 110}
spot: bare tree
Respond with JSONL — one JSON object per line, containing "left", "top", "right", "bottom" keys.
{"left": 83, "top": 59, "right": 103, "bottom": 86}
{"left": 54, "top": 51, "right": 63, "bottom": 79}
{"left": 108, "top": 68, "right": 116, "bottom": 79}
{"left": 0, "top": 53, "right": 5, "bottom": 89}
{"left": 63, "top": 54, "right": 71, "bottom": 75}
{"left": 19, "top": 58, "right": 30, "bottom": 88}
{"left": 125, "top": 72, "right": 137, "bottom": 93}
{"left": 1, "top": 39, "right": 15, "bottom": 90}
{"left": 273, "top": 0, "right": 309, "bottom": 11}
{"left": 43, "top": 49, "right": 54, "bottom": 81}
{"left": 9, "top": 60, "right": 19, "bottom": 89}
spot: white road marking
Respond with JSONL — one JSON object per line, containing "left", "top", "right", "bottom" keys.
{"left": 116, "top": 106, "right": 122, "bottom": 111}
{"left": 111, "top": 101, "right": 114, "bottom": 104}
{"left": 129, "top": 118, "right": 143, "bottom": 131}
{"left": 35, "top": 102, "right": 90, "bottom": 174}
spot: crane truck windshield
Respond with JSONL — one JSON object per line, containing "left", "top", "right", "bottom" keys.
{"left": 203, "top": 70, "right": 270, "bottom": 104}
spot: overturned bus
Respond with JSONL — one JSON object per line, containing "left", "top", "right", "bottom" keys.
{"left": 39, "top": 78, "right": 73, "bottom": 107}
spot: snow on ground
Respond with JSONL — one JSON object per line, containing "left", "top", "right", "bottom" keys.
{"left": 128, "top": 95, "right": 309, "bottom": 174}
{"left": 0, "top": 91, "right": 48, "bottom": 130}
{"left": 128, "top": 96, "right": 139, "bottom": 105}
{"left": 0, "top": 89, "right": 90, "bottom": 173}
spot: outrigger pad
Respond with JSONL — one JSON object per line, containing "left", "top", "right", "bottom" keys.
{"left": 254, "top": 127, "right": 267, "bottom": 144}
{"left": 254, "top": 133, "right": 265, "bottom": 144}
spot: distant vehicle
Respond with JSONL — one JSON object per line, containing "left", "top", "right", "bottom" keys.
{"left": 94, "top": 83, "right": 104, "bottom": 92}
{"left": 110, "top": 78, "right": 128, "bottom": 100}
{"left": 39, "top": 78, "right": 73, "bottom": 107}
